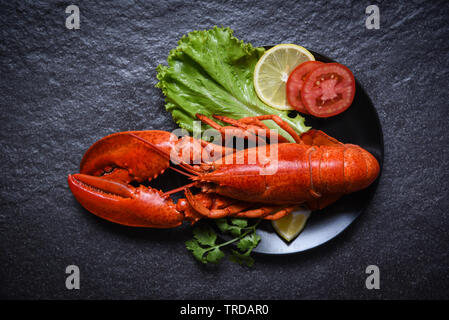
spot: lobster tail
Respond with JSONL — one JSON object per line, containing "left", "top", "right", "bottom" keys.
{"left": 311, "top": 144, "right": 379, "bottom": 196}
{"left": 342, "top": 145, "right": 380, "bottom": 193}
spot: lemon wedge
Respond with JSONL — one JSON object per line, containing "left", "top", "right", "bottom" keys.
{"left": 254, "top": 44, "right": 315, "bottom": 110}
{"left": 272, "top": 208, "right": 312, "bottom": 242}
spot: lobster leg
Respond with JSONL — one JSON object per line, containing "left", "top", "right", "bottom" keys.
{"left": 261, "top": 206, "right": 298, "bottom": 220}
{"left": 185, "top": 189, "right": 251, "bottom": 219}
{"left": 233, "top": 205, "right": 296, "bottom": 220}
{"left": 210, "top": 114, "right": 290, "bottom": 144}
{"left": 196, "top": 113, "right": 265, "bottom": 146}
{"left": 214, "top": 114, "right": 302, "bottom": 144}
{"left": 185, "top": 188, "right": 296, "bottom": 220}
{"left": 173, "top": 136, "right": 235, "bottom": 164}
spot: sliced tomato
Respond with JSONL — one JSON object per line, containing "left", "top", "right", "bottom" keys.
{"left": 286, "top": 61, "right": 324, "bottom": 114}
{"left": 301, "top": 63, "right": 355, "bottom": 117}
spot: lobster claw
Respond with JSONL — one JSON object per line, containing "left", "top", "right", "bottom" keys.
{"left": 68, "top": 173, "right": 184, "bottom": 228}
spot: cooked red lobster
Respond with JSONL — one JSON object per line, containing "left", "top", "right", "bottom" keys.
{"left": 68, "top": 114, "right": 380, "bottom": 228}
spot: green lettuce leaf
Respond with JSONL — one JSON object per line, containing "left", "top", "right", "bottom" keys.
{"left": 156, "top": 27, "right": 310, "bottom": 140}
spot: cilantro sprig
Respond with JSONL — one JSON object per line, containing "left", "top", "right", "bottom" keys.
{"left": 185, "top": 218, "right": 261, "bottom": 267}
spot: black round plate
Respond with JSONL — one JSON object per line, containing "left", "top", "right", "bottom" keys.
{"left": 252, "top": 49, "right": 384, "bottom": 254}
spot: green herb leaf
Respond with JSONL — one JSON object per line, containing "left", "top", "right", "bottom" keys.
{"left": 215, "top": 218, "right": 231, "bottom": 233}
{"left": 206, "top": 247, "right": 225, "bottom": 264}
{"left": 193, "top": 225, "right": 217, "bottom": 246}
{"left": 237, "top": 232, "right": 261, "bottom": 252}
{"left": 215, "top": 218, "right": 241, "bottom": 237}
{"left": 230, "top": 218, "right": 248, "bottom": 228}
{"left": 186, "top": 219, "right": 261, "bottom": 266}
{"left": 185, "top": 239, "right": 207, "bottom": 263}
{"left": 229, "top": 249, "right": 255, "bottom": 267}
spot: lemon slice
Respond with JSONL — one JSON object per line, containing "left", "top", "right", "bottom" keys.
{"left": 272, "top": 208, "right": 312, "bottom": 242}
{"left": 254, "top": 44, "right": 315, "bottom": 110}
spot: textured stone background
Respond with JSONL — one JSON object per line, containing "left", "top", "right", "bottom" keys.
{"left": 1, "top": 0, "right": 448, "bottom": 299}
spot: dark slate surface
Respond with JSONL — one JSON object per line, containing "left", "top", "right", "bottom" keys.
{"left": 1, "top": 0, "right": 448, "bottom": 299}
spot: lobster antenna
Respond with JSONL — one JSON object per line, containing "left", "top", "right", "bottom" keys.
{"left": 169, "top": 166, "right": 195, "bottom": 178}
{"left": 128, "top": 133, "right": 199, "bottom": 176}
{"left": 162, "top": 182, "right": 197, "bottom": 196}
